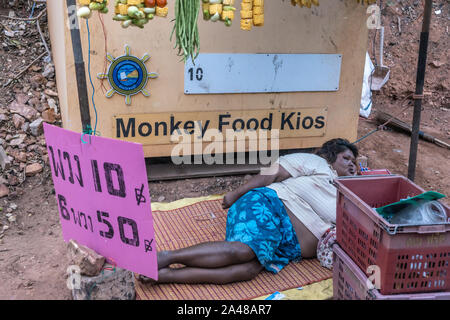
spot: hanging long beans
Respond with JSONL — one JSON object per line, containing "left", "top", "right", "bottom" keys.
{"left": 171, "top": 0, "right": 201, "bottom": 63}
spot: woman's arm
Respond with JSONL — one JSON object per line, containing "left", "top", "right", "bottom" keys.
{"left": 222, "top": 164, "right": 292, "bottom": 209}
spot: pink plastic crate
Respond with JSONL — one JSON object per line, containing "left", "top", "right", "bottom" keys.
{"left": 334, "top": 175, "right": 450, "bottom": 295}
{"left": 333, "top": 244, "right": 450, "bottom": 300}
{"left": 360, "top": 169, "right": 391, "bottom": 175}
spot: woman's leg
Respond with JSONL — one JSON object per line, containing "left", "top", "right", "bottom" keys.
{"left": 157, "top": 259, "right": 264, "bottom": 284}
{"left": 158, "top": 241, "right": 256, "bottom": 269}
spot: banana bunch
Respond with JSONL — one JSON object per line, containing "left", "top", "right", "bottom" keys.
{"left": 202, "top": 0, "right": 237, "bottom": 27}
{"left": 113, "top": 0, "right": 168, "bottom": 29}
{"left": 77, "top": 0, "right": 109, "bottom": 19}
{"left": 240, "top": 0, "right": 264, "bottom": 31}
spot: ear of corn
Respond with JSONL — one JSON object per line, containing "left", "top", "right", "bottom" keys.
{"left": 203, "top": 1, "right": 237, "bottom": 27}
{"left": 239, "top": 0, "right": 263, "bottom": 30}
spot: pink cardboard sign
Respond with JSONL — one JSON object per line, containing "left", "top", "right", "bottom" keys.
{"left": 43, "top": 123, "right": 157, "bottom": 280}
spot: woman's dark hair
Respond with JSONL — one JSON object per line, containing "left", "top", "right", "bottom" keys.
{"left": 315, "top": 138, "right": 358, "bottom": 164}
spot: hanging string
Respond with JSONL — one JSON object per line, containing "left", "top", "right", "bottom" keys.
{"left": 82, "top": 18, "right": 100, "bottom": 144}
{"left": 28, "top": 1, "right": 37, "bottom": 19}
{"left": 98, "top": 10, "right": 109, "bottom": 95}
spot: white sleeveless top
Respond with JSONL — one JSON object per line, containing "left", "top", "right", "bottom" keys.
{"left": 267, "top": 153, "right": 338, "bottom": 240}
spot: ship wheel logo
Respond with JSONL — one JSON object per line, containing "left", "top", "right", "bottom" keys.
{"left": 97, "top": 45, "right": 158, "bottom": 105}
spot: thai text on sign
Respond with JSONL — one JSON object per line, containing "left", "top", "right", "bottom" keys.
{"left": 43, "top": 123, "right": 157, "bottom": 280}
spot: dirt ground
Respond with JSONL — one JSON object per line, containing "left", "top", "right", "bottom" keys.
{"left": 0, "top": 1, "right": 448, "bottom": 300}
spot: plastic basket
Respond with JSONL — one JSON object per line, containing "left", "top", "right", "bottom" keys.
{"left": 333, "top": 244, "right": 450, "bottom": 300}
{"left": 334, "top": 175, "right": 450, "bottom": 295}
{"left": 360, "top": 169, "right": 391, "bottom": 175}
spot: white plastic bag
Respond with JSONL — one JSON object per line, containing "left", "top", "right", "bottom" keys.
{"left": 360, "top": 52, "right": 375, "bottom": 118}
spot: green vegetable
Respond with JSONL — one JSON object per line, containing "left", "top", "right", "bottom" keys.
{"left": 134, "top": 18, "right": 147, "bottom": 28}
{"left": 143, "top": 7, "right": 156, "bottom": 14}
{"left": 89, "top": 2, "right": 104, "bottom": 10}
{"left": 113, "top": 14, "right": 130, "bottom": 21}
{"left": 171, "top": 0, "right": 201, "bottom": 63}
{"left": 121, "top": 20, "right": 132, "bottom": 28}
{"left": 210, "top": 12, "right": 220, "bottom": 22}
{"left": 77, "top": 6, "right": 91, "bottom": 18}
{"left": 127, "top": 5, "right": 140, "bottom": 17}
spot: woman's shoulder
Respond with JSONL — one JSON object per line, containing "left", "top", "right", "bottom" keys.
{"left": 280, "top": 152, "right": 327, "bottom": 164}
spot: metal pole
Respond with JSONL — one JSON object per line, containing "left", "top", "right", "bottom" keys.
{"left": 407, "top": 0, "right": 433, "bottom": 181}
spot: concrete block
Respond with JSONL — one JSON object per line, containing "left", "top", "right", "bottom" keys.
{"left": 71, "top": 263, "right": 135, "bottom": 300}
{"left": 67, "top": 239, "right": 105, "bottom": 277}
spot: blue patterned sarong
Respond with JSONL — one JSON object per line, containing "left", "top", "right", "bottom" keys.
{"left": 225, "top": 187, "right": 301, "bottom": 274}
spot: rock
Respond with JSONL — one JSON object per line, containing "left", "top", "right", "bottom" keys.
{"left": 47, "top": 98, "right": 58, "bottom": 113}
{"left": 0, "top": 184, "right": 9, "bottom": 198}
{"left": 71, "top": 263, "right": 135, "bottom": 300}
{"left": 41, "top": 109, "right": 56, "bottom": 123}
{"left": 9, "top": 134, "right": 26, "bottom": 147}
{"left": 44, "top": 89, "right": 58, "bottom": 97}
{"left": 7, "top": 175, "right": 20, "bottom": 186}
{"left": 67, "top": 239, "right": 106, "bottom": 277}
{"left": 30, "top": 74, "right": 46, "bottom": 88}
{"left": 21, "top": 122, "right": 29, "bottom": 134}
{"left": 15, "top": 93, "right": 30, "bottom": 105}
{"left": 15, "top": 152, "right": 27, "bottom": 163}
{"left": 9, "top": 101, "right": 37, "bottom": 121}
{"left": 27, "top": 97, "right": 40, "bottom": 108}
{"left": 4, "top": 30, "right": 15, "bottom": 37}
{"left": 25, "top": 163, "right": 43, "bottom": 176}
{"left": 429, "top": 60, "right": 444, "bottom": 68}
{"left": 29, "top": 118, "right": 44, "bottom": 136}
{"left": 42, "top": 63, "right": 55, "bottom": 79}
{"left": 0, "top": 114, "right": 7, "bottom": 122}
{"left": 0, "top": 147, "right": 9, "bottom": 170}
{"left": 12, "top": 114, "right": 25, "bottom": 129}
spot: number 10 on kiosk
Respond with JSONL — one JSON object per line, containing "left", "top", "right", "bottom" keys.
{"left": 43, "top": 123, "right": 158, "bottom": 280}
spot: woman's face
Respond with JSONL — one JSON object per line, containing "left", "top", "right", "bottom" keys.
{"left": 332, "top": 149, "right": 357, "bottom": 176}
